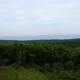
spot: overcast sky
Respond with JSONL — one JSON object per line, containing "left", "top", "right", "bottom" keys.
{"left": 0, "top": 0, "right": 80, "bottom": 36}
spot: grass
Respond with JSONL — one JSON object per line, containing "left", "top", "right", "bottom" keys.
{"left": 0, "top": 66, "right": 80, "bottom": 80}
{"left": 0, "top": 66, "right": 48, "bottom": 80}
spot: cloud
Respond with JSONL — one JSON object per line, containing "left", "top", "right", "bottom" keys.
{"left": 0, "top": 0, "right": 80, "bottom": 36}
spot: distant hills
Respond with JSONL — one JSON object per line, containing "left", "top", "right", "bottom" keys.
{"left": 0, "top": 34, "right": 80, "bottom": 40}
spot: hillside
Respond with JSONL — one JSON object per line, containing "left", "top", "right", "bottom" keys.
{"left": 0, "top": 39, "right": 80, "bottom": 80}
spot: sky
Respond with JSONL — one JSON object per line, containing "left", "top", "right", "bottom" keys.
{"left": 0, "top": 0, "right": 80, "bottom": 36}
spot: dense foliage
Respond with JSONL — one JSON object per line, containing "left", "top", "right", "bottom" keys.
{"left": 0, "top": 40, "right": 80, "bottom": 80}
{"left": 0, "top": 40, "right": 80, "bottom": 70}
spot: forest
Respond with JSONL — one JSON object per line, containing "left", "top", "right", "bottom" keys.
{"left": 0, "top": 39, "right": 80, "bottom": 80}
